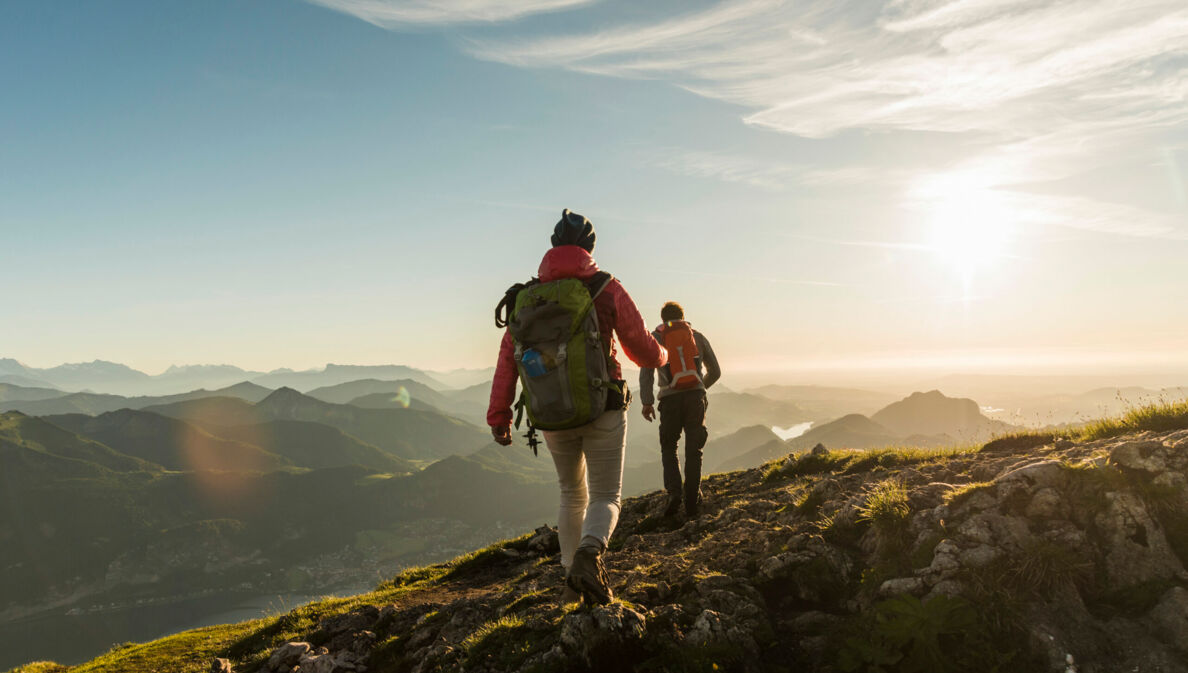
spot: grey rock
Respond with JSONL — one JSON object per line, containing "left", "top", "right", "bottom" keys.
{"left": 956, "top": 513, "right": 1032, "bottom": 551}
{"left": 958, "top": 544, "right": 1001, "bottom": 569}
{"left": 318, "top": 606, "right": 378, "bottom": 638}
{"left": 878, "top": 577, "right": 926, "bottom": 597}
{"left": 295, "top": 655, "right": 341, "bottom": 673}
{"left": 1110, "top": 440, "right": 1169, "bottom": 474}
{"left": 1025, "top": 487, "right": 1065, "bottom": 519}
{"left": 268, "top": 642, "right": 312, "bottom": 671}
{"left": 1149, "top": 587, "right": 1188, "bottom": 653}
{"left": 527, "top": 525, "right": 560, "bottom": 554}
{"left": 685, "top": 610, "right": 760, "bottom": 663}
{"left": 996, "top": 459, "right": 1066, "bottom": 489}
{"left": 927, "top": 538, "right": 961, "bottom": 575}
{"left": 925, "top": 579, "right": 966, "bottom": 600}
{"left": 559, "top": 603, "right": 647, "bottom": 668}
{"left": 1095, "top": 492, "right": 1185, "bottom": 586}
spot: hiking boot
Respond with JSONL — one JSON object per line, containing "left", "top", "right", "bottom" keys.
{"left": 567, "top": 547, "right": 613, "bottom": 606}
{"left": 685, "top": 486, "right": 703, "bottom": 518}
{"left": 559, "top": 584, "right": 581, "bottom": 606}
{"left": 662, "top": 492, "right": 682, "bottom": 518}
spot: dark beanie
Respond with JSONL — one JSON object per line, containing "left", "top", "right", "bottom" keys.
{"left": 551, "top": 209, "right": 596, "bottom": 252}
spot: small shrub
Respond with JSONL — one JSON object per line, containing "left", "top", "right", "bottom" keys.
{"left": 795, "top": 486, "right": 827, "bottom": 517}
{"left": 762, "top": 458, "right": 789, "bottom": 482}
{"left": 377, "top": 563, "right": 447, "bottom": 590}
{"left": 857, "top": 480, "right": 911, "bottom": 532}
{"left": 836, "top": 594, "right": 979, "bottom": 673}
{"left": 441, "top": 532, "right": 534, "bottom": 580}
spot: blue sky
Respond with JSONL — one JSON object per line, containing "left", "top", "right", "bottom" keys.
{"left": 2, "top": 0, "right": 1186, "bottom": 379}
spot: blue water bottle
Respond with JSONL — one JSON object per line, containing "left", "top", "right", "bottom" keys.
{"left": 521, "top": 349, "right": 548, "bottom": 377}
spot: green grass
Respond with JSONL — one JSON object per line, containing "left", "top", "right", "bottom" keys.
{"left": 462, "top": 615, "right": 554, "bottom": 670}
{"left": 440, "top": 531, "right": 534, "bottom": 580}
{"left": 979, "top": 431, "right": 1057, "bottom": 454}
{"left": 1079, "top": 399, "right": 1188, "bottom": 440}
{"left": 7, "top": 663, "right": 69, "bottom": 673}
{"left": 856, "top": 479, "right": 911, "bottom": 531}
{"left": 782, "top": 445, "right": 978, "bottom": 479}
{"left": 942, "top": 481, "right": 994, "bottom": 508}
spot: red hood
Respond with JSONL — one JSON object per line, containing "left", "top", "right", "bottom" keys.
{"left": 539, "top": 246, "right": 600, "bottom": 282}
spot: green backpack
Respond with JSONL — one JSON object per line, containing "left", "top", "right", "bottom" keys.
{"left": 496, "top": 272, "right": 618, "bottom": 446}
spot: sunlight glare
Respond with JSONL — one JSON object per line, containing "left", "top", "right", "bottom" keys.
{"left": 913, "top": 170, "right": 1016, "bottom": 297}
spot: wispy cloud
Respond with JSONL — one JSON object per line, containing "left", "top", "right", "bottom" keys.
{"left": 467, "top": 0, "right": 1188, "bottom": 139}
{"left": 320, "top": 0, "right": 1187, "bottom": 240}
{"left": 305, "top": 0, "right": 596, "bottom": 27}
{"left": 464, "top": 0, "right": 1188, "bottom": 238}
{"left": 649, "top": 148, "right": 892, "bottom": 190}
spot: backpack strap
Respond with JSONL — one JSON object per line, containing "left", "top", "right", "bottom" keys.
{"left": 584, "top": 272, "right": 613, "bottom": 301}
{"left": 495, "top": 278, "right": 539, "bottom": 328}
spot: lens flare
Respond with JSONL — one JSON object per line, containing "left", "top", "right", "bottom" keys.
{"left": 391, "top": 386, "right": 411, "bottom": 409}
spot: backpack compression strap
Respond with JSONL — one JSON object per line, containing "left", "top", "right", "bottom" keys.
{"left": 495, "top": 278, "right": 539, "bottom": 328}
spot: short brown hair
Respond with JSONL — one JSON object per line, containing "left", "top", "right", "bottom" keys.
{"left": 661, "top": 301, "right": 684, "bottom": 321}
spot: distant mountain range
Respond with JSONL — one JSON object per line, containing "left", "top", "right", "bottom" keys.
{"left": 0, "top": 358, "right": 494, "bottom": 397}
{"left": 0, "top": 381, "right": 273, "bottom": 416}
{"left": 0, "top": 405, "right": 550, "bottom": 616}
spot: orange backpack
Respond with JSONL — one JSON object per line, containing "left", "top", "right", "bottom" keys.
{"left": 660, "top": 320, "right": 701, "bottom": 390}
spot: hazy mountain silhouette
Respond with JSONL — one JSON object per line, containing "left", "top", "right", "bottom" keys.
{"left": 785, "top": 413, "right": 902, "bottom": 451}
{"left": 425, "top": 367, "right": 497, "bottom": 389}
{"left": 251, "top": 364, "right": 445, "bottom": 392}
{"left": 43, "top": 409, "right": 289, "bottom": 473}
{"left": 307, "top": 378, "right": 447, "bottom": 409}
{"left": 0, "top": 357, "right": 494, "bottom": 398}
{"left": 212, "top": 420, "right": 415, "bottom": 473}
{"left": 704, "top": 392, "right": 812, "bottom": 433}
{"left": 716, "top": 438, "right": 794, "bottom": 473}
{"left": 703, "top": 425, "right": 783, "bottom": 472}
{"left": 0, "top": 381, "right": 273, "bottom": 416}
{"left": 871, "top": 389, "right": 1011, "bottom": 440}
{"left": 0, "top": 411, "right": 155, "bottom": 474}
{"left": 145, "top": 388, "right": 487, "bottom": 463}
{"left": 0, "top": 382, "right": 68, "bottom": 403}
{"left": 745, "top": 384, "right": 899, "bottom": 419}
{"left": 142, "top": 395, "right": 263, "bottom": 427}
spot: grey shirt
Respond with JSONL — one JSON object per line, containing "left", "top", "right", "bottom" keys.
{"left": 639, "top": 328, "right": 721, "bottom": 405}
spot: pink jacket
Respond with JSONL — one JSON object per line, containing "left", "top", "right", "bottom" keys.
{"left": 487, "top": 246, "right": 667, "bottom": 428}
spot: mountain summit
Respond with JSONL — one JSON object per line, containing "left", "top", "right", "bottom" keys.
{"left": 871, "top": 389, "right": 1011, "bottom": 440}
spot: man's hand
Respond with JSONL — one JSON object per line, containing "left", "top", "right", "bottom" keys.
{"left": 642, "top": 404, "right": 656, "bottom": 422}
{"left": 491, "top": 425, "right": 513, "bottom": 446}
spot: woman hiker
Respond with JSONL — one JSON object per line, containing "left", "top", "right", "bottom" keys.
{"left": 488, "top": 209, "right": 667, "bottom": 604}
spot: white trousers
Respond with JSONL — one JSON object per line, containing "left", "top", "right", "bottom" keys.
{"left": 542, "top": 409, "right": 627, "bottom": 569}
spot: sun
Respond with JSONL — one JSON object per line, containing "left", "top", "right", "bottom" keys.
{"left": 913, "top": 170, "right": 1016, "bottom": 295}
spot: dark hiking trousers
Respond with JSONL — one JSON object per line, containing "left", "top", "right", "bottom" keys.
{"left": 658, "top": 389, "right": 709, "bottom": 510}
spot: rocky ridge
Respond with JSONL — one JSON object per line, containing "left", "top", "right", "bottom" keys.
{"left": 20, "top": 429, "right": 1188, "bottom": 673}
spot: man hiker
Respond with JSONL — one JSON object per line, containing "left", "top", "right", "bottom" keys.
{"left": 639, "top": 302, "right": 721, "bottom": 517}
{"left": 488, "top": 209, "right": 667, "bottom": 605}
